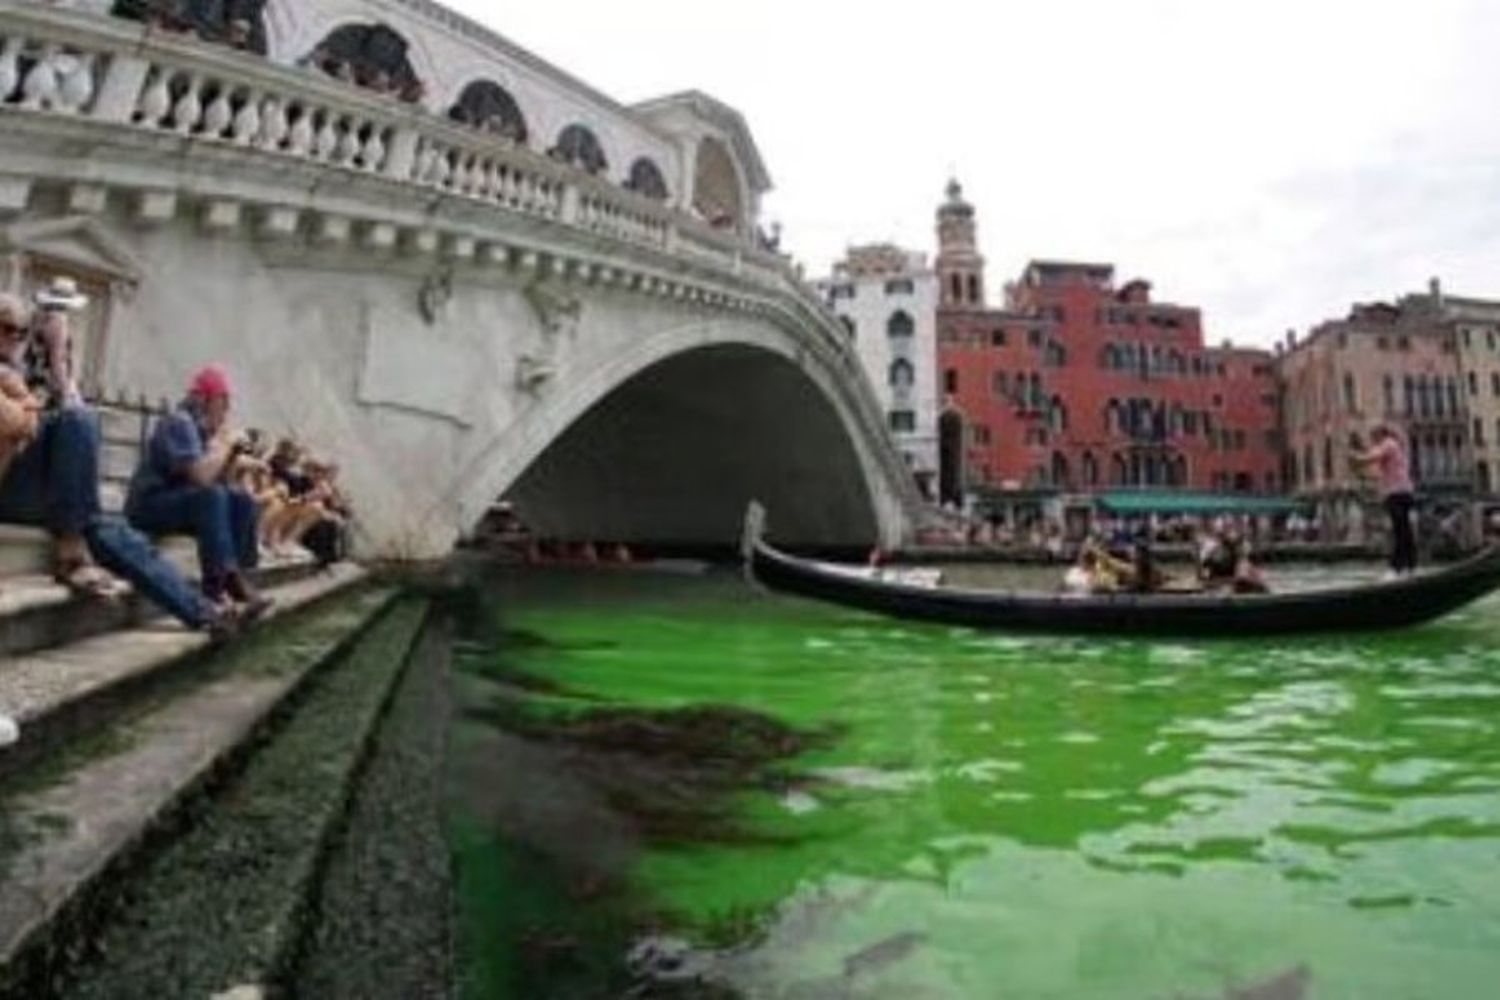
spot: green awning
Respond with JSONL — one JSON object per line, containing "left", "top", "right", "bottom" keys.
{"left": 1096, "top": 491, "right": 1308, "bottom": 517}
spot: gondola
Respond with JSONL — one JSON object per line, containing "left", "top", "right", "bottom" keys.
{"left": 740, "top": 504, "right": 1500, "bottom": 637}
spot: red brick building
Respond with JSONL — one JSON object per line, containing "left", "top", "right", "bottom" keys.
{"left": 934, "top": 182, "right": 1281, "bottom": 506}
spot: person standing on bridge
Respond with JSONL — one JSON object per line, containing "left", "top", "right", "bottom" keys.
{"left": 126, "top": 365, "right": 271, "bottom": 621}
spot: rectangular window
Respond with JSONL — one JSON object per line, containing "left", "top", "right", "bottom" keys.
{"left": 888, "top": 410, "right": 916, "bottom": 433}
{"left": 1377, "top": 336, "right": 1390, "bottom": 351}
{"left": 884, "top": 279, "right": 914, "bottom": 296}
{"left": 992, "top": 371, "right": 1009, "bottom": 397}
{"left": 990, "top": 329, "right": 1007, "bottom": 347}
{"left": 1028, "top": 328, "right": 1043, "bottom": 347}
{"left": 1397, "top": 336, "right": 1411, "bottom": 351}
{"left": 1492, "top": 372, "right": 1500, "bottom": 397}
{"left": 1475, "top": 418, "right": 1485, "bottom": 447}
{"left": 944, "top": 369, "right": 958, "bottom": 394}
{"left": 1383, "top": 374, "right": 1395, "bottom": 413}
{"left": 1343, "top": 373, "right": 1357, "bottom": 413}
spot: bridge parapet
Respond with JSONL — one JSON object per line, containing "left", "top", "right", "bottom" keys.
{"left": 0, "top": 0, "right": 928, "bottom": 551}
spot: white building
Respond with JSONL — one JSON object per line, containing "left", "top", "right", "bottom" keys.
{"left": 816, "top": 245, "right": 940, "bottom": 498}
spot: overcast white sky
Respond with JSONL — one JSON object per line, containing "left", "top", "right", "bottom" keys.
{"left": 446, "top": 0, "right": 1500, "bottom": 348}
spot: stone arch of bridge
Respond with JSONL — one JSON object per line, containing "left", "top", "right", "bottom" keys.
{"left": 445, "top": 323, "right": 893, "bottom": 550}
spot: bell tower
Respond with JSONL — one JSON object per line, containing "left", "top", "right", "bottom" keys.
{"left": 935, "top": 179, "right": 986, "bottom": 310}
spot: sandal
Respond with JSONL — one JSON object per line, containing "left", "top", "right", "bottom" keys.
{"left": 54, "top": 561, "right": 125, "bottom": 601}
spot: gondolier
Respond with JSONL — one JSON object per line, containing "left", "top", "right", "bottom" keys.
{"left": 1352, "top": 424, "right": 1417, "bottom": 578}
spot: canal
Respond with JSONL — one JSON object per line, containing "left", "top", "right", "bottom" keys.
{"left": 447, "top": 562, "right": 1500, "bottom": 999}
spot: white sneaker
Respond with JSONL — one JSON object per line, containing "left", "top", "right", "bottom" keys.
{"left": 0, "top": 713, "right": 18, "bottom": 749}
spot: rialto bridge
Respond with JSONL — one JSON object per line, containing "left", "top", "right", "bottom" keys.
{"left": 0, "top": 0, "right": 929, "bottom": 557}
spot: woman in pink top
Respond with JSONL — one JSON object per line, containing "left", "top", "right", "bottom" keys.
{"left": 1353, "top": 424, "right": 1417, "bottom": 575}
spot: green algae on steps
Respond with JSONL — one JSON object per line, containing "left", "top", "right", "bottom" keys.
{"left": 50, "top": 596, "right": 427, "bottom": 1000}
{"left": 0, "top": 584, "right": 389, "bottom": 886}
{"left": 291, "top": 613, "right": 456, "bottom": 1000}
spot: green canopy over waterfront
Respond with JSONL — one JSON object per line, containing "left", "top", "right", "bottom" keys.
{"left": 1096, "top": 491, "right": 1308, "bottom": 517}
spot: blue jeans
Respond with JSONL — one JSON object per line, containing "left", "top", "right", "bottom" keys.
{"left": 0, "top": 406, "right": 213, "bottom": 629}
{"left": 85, "top": 516, "right": 216, "bottom": 628}
{"left": 0, "top": 406, "right": 101, "bottom": 535}
{"left": 127, "top": 483, "right": 258, "bottom": 597}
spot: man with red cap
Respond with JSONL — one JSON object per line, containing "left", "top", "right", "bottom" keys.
{"left": 126, "top": 364, "right": 271, "bottom": 620}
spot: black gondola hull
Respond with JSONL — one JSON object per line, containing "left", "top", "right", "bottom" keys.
{"left": 749, "top": 541, "right": 1500, "bottom": 637}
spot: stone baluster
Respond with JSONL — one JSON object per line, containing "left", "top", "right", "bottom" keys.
{"left": 91, "top": 51, "right": 148, "bottom": 123}
{"left": 231, "top": 89, "right": 262, "bottom": 145}
{"left": 480, "top": 161, "right": 500, "bottom": 201}
{"left": 135, "top": 65, "right": 171, "bottom": 126}
{"left": 431, "top": 149, "right": 452, "bottom": 188}
{"left": 334, "top": 117, "right": 361, "bottom": 166}
{"left": 361, "top": 127, "right": 386, "bottom": 171}
{"left": 412, "top": 140, "right": 437, "bottom": 183}
{"left": 201, "top": 83, "right": 233, "bottom": 137}
{"left": 313, "top": 111, "right": 339, "bottom": 161}
{"left": 286, "top": 104, "right": 315, "bottom": 155}
{"left": 55, "top": 51, "right": 96, "bottom": 114}
{"left": 20, "top": 43, "right": 61, "bottom": 110}
{"left": 257, "top": 97, "right": 288, "bottom": 150}
{"left": 171, "top": 73, "right": 204, "bottom": 133}
{"left": 0, "top": 36, "right": 21, "bottom": 104}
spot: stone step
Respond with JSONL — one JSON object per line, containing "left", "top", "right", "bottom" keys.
{"left": 0, "top": 563, "right": 369, "bottom": 784}
{"left": 0, "top": 549, "right": 319, "bottom": 661}
{"left": 0, "top": 583, "right": 409, "bottom": 997}
{"left": 0, "top": 523, "right": 193, "bottom": 578}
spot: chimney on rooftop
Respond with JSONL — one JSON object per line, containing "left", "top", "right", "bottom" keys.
{"left": 1430, "top": 276, "right": 1445, "bottom": 310}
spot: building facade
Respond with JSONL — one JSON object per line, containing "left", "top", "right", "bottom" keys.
{"left": 815, "top": 245, "right": 941, "bottom": 498}
{"left": 1277, "top": 297, "right": 1472, "bottom": 538}
{"left": 1400, "top": 282, "right": 1500, "bottom": 497}
{"left": 932, "top": 183, "right": 1281, "bottom": 510}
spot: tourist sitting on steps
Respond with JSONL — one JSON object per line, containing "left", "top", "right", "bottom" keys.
{"left": 0, "top": 292, "right": 236, "bottom": 637}
{"left": 126, "top": 365, "right": 272, "bottom": 623}
{"left": 0, "top": 288, "right": 120, "bottom": 599}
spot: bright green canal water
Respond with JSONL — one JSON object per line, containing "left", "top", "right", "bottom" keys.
{"left": 450, "top": 564, "right": 1500, "bottom": 999}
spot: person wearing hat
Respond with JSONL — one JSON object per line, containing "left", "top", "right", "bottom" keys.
{"left": 126, "top": 364, "right": 271, "bottom": 620}
{"left": 0, "top": 288, "right": 123, "bottom": 598}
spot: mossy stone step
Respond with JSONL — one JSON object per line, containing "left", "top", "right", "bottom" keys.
{"left": 0, "top": 585, "right": 405, "bottom": 997}
{"left": 21, "top": 598, "right": 431, "bottom": 1000}
{"left": 0, "top": 564, "right": 366, "bottom": 784}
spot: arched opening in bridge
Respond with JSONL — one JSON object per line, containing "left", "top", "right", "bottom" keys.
{"left": 304, "top": 23, "right": 421, "bottom": 99}
{"left": 938, "top": 411, "right": 965, "bottom": 506}
{"left": 501, "top": 345, "right": 880, "bottom": 550}
{"left": 111, "top": 0, "right": 269, "bottom": 54}
{"left": 550, "top": 124, "right": 608, "bottom": 175}
{"left": 448, "top": 80, "right": 528, "bottom": 142}
{"left": 693, "top": 137, "right": 744, "bottom": 231}
{"left": 625, "top": 158, "right": 670, "bottom": 200}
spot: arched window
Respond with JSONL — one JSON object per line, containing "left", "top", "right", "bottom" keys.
{"left": 551, "top": 124, "right": 608, "bottom": 175}
{"left": 1051, "top": 452, "right": 1071, "bottom": 489}
{"left": 1049, "top": 396, "right": 1068, "bottom": 432}
{"left": 1082, "top": 451, "right": 1099, "bottom": 486}
{"left": 448, "top": 80, "right": 528, "bottom": 142}
{"left": 1046, "top": 341, "right": 1067, "bottom": 367}
{"left": 625, "top": 157, "right": 669, "bottom": 200}
{"left": 693, "top": 136, "right": 742, "bottom": 229}
{"left": 1302, "top": 444, "right": 1314, "bottom": 484}
{"left": 967, "top": 274, "right": 981, "bottom": 304}
{"left": 889, "top": 358, "right": 915, "bottom": 390}
{"left": 1100, "top": 344, "right": 1118, "bottom": 369}
{"left": 887, "top": 311, "right": 915, "bottom": 339}
{"left": 1029, "top": 373, "right": 1044, "bottom": 411}
{"left": 1111, "top": 453, "right": 1128, "bottom": 486}
{"left": 1168, "top": 349, "right": 1185, "bottom": 373}
{"left": 306, "top": 23, "right": 421, "bottom": 99}
{"left": 1105, "top": 399, "right": 1122, "bottom": 434}
{"left": 950, "top": 274, "right": 963, "bottom": 303}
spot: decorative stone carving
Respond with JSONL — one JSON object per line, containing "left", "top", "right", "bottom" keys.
{"left": 418, "top": 267, "right": 453, "bottom": 325}
{"left": 514, "top": 354, "right": 555, "bottom": 393}
{"left": 523, "top": 280, "right": 582, "bottom": 341}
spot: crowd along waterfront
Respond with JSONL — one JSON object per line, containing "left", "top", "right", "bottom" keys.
{"left": 446, "top": 562, "right": 1500, "bottom": 999}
